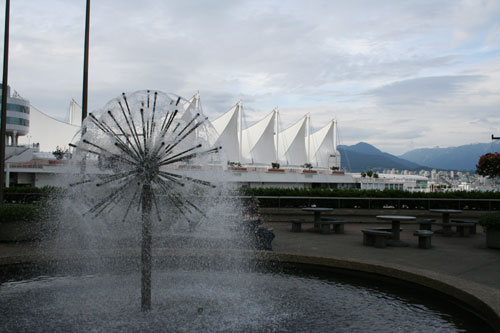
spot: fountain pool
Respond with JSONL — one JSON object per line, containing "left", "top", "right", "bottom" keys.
{"left": 0, "top": 256, "right": 495, "bottom": 332}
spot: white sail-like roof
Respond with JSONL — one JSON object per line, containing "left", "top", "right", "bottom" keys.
{"left": 308, "top": 120, "right": 335, "bottom": 168}
{"left": 18, "top": 105, "right": 80, "bottom": 152}
{"left": 241, "top": 110, "right": 276, "bottom": 164}
{"left": 69, "top": 99, "right": 82, "bottom": 126}
{"left": 211, "top": 103, "right": 240, "bottom": 162}
{"left": 180, "top": 92, "right": 200, "bottom": 122}
{"left": 276, "top": 116, "right": 307, "bottom": 166}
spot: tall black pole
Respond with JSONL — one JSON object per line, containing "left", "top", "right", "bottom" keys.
{"left": 82, "top": 0, "right": 90, "bottom": 122}
{"left": 141, "top": 183, "right": 153, "bottom": 311}
{"left": 0, "top": 0, "right": 10, "bottom": 205}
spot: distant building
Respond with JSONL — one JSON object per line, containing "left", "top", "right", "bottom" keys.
{"left": 2, "top": 89, "right": 433, "bottom": 192}
{"left": 0, "top": 84, "right": 30, "bottom": 146}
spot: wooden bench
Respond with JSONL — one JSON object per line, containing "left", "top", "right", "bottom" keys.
{"left": 362, "top": 229, "right": 392, "bottom": 248}
{"left": 290, "top": 218, "right": 305, "bottom": 232}
{"left": 417, "top": 218, "right": 435, "bottom": 231}
{"left": 414, "top": 230, "right": 433, "bottom": 249}
{"left": 319, "top": 218, "right": 347, "bottom": 234}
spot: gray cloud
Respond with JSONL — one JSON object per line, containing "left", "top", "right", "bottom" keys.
{"left": 3, "top": 0, "right": 500, "bottom": 154}
{"left": 368, "top": 75, "right": 486, "bottom": 106}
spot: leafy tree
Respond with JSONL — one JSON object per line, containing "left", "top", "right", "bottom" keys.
{"left": 52, "top": 146, "right": 70, "bottom": 160}
{"left": 476, "top": 153, "right": 500, "bottom": 178}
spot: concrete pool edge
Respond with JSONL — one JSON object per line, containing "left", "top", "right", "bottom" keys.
{"left": 256, "top": 251, "right": 500, "bottom": 332}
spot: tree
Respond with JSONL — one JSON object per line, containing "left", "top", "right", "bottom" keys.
{"left": 476, "top": 153, "right": 500, "bottom": 178}
{"left": 52, "top": 146, "right": 69, "bottom": 160}
{"left": 366, "top": 170, "right": 374, "bottom": 177}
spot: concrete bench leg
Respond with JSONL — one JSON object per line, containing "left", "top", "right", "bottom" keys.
{"left": 373, "top": 236, "right": 387, "bottom": 248}
{"left": 334, "top": 224, "right": 345, "bottom": 234}
{"left": 291, "top": 222, "right": 302, "bottom": 232}
{"left": 320, "top": 223, "right": 331, "bottom": 234}
{"left": 418, "top": 236, "right": 432, "bottom": 249}
{"left": 457, "top": 225, "right": 471, "bottom": 237}
{"left": 442, "top": 225, "right": 453, "bottom": 236}
{"left": 363, "top": 233, "right": 374, "bottom": 246}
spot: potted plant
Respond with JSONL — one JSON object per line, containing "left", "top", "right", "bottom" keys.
{"left": 227, "top": 161, "right": 246, "bottom": 171}
{"left": 268, "top": 162, "right": 284, "bottom": 172}
{"left": 302, "top": 163, "right": 316, "bottom": 173}
{"left": 478, "top": 212, "right": 500, "bottom": 249}
{"left": 330, "top": 166, "right": 344, "bottom": 174}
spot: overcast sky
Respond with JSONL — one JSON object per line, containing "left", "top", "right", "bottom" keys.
{"left": 4, "top": 0, "right": 500, "bottom": 154}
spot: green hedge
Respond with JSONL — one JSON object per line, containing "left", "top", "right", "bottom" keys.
{"left": 3, "top": 186, "right": 63, "bottom": 203}
{"left": 479, "top": 213, "right": 500, "bottom": 230}
{"left": 240, "top": 187, "right": 500, "bottom": 199}
{"left": 0, "top": 204, "right": 47, "bottom": 223}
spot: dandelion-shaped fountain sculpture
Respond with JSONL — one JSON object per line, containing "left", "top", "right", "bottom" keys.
{"left": 69, "top": 90, "right": 220, "bottom": 311}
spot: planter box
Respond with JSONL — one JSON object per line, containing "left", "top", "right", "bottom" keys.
{"left": 302, "top": 170, "right": 317, "bottom": 174}
{"left": 486, "top": 229, "right": 500, "bottom": 249}
{"left": 229, "top": 167, "right": 247, "bottom": 171}
{"left": 330, "top": 171, "right": 345, "bottom": 175}
{"left": 267, "top": 169, "right": 285, "bottom": 172}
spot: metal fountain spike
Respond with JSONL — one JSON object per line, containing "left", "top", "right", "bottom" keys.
{"left": 71, "top": 91, "right": 219, "bottom": 312}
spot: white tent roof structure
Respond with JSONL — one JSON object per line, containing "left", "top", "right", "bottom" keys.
{"left": 211, "top": 102, "right": 241, "bottom": 162}
{"left": 276, "top": 116, "right": 308, "bottom": 166}
{"left": 308, "top": 120, "right": 338, "bottom": 168}
{"left": 241, "top": 110, "right": 276, "bottom": 164}
{"left": 68, "top": 99, "right": 82, "bottom": 127}
{"left": 18, "top": 105, "right": 81, "bottom": 152}
{"left": 181, "top": 92, "right": 200, "bottom": 123}
{"left": 15, "top": 90, "right": 341, "bottom": 170}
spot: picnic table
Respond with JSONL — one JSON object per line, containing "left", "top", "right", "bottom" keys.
{"left": 302, "top": 207, "right": 333, "bottom": 231}
{"left": 376, "top": 215, "right": 416, "bottom": 247}
{"left": 429, "top": 209, "right": 463, "bottom": 236}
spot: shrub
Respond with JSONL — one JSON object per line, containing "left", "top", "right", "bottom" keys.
{"left": 0, "top": 204, "right": 45, "bottom": 223}
{"left": 3, "top": 186, "right": 63, "bottom": 203}
{"left": 478, "top": 213, "right": 500, "bottom": 231}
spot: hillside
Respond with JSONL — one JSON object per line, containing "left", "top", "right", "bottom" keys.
{"left": 338, "top": 142, "right": 424, "bottom": 172}
{"left": 399, "top": 142, "right": 500, "bottom": 171}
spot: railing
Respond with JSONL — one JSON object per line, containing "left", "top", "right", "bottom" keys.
{"left": 244, "top": 196, "right": 500, "bottom": 211}
{"left": 5, "top": 192, "right": 500, "bottom": 211}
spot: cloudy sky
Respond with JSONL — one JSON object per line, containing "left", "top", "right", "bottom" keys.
{"left": 4, "top": 0, "right": 500, "bottom": 154}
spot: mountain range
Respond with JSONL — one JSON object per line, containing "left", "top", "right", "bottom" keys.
{"left": 338, "top": 141, "right": 500, "bottom": 172}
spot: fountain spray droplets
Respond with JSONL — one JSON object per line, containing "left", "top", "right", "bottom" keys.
{"left": 68, "top": 90, "right": 221, "bottom": 311}
{"left": 71, "top": 90, "right": 220, "bottom": 224}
